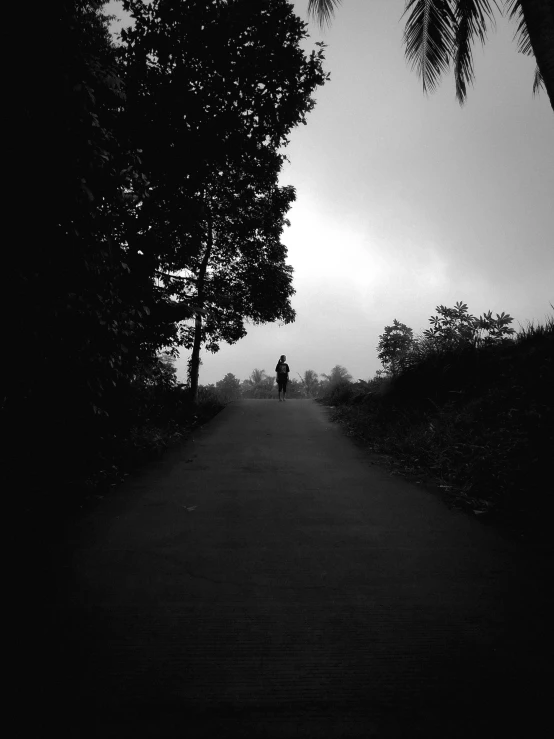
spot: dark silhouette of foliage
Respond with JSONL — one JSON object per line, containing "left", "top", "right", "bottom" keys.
{"left": 119, "top": 0, "right": 328, "bottom": 400}
{"left": 326, "top": 313, "right": 554, "bottom": 532}
{"left": 376, "top": 303, "right": 517, "bottom": 382}
{"left": 377, "top": 320, "right": 415, "bottom": 377}
{"left": 422, "top": 301, "right": 515, "bottom": 350}
{"left": 6, "top": 0, "right": 326, "bottom": 506}
{"left": 215, "top": 374, "right": 242, "bottom": 403}
{"left": 308, "top": 0, "right": 554, "bottom": 110}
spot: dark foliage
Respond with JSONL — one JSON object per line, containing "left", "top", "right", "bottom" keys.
{"left": 323, "top": 317, "right": 554, "bottom": 533}
{"left": 5, "top": 0, "right": 326, "bottom": 508}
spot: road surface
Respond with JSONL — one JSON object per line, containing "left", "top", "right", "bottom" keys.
{"left": 32, "top": 400, "right": 553, "bottom": 737}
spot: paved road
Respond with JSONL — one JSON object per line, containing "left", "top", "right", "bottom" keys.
{"left": 35, "top": 400, "right": 552, "bottom": 737}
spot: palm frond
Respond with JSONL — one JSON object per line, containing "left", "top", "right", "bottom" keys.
{"left": 533, "top": 65, "right": 544, "bottom": 95}
{"left": 307, "top": 0, "right": 341, "bottom": 27}
{"left": 454, "top": 0, "right": 499, "bottom": 104}
{"left": 402, "top": 1, "right": 457, "bottom": 95}
{"left": 506, "top": 0, "right": 544, "bottom": 95}
{"left": 506, "top": 0, "right": 532, "bottom": 54}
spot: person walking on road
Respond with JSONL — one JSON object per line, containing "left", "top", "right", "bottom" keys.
{"left": 275, "top": 355, "right": 290, "bottom": 402}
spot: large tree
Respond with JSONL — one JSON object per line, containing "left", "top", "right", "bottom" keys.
{"left": 177, "top": 182, "right": 297, "bottom": 400}
{"left": 308, "top": 0, "right": 554, "bottom": 111}
{"left": 120, "top": 0, "right": 328, "bottom": 399}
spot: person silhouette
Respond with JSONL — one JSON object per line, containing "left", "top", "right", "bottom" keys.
{"left": 275, "top": 354, "right": 290, "bottom": 402}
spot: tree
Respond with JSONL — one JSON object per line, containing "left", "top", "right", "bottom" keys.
{"left": 320, "top": 365, "right": 353, "bottom": 392}
{"left": 377, "top": 319, "right": 415, "bottom": 376}
{"left": 215, "top": 373, "right": 242, "bottom": 403}
{"left": 298, "top": 369, "right": 321, "bottom": 397}
{"left": 120, "top": 0, "right": 328, "bottom": 401}
{"left": 307, "top": 0, "right": 554, "bottom": 111}
{"left": 179, "top": 183, "right": 298, "bottom": 397}
{"left": 241, "top": 369, "right": 275, "bottom": 398}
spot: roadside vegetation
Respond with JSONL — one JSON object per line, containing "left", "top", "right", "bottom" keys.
{"left": 7, "top": 0, "right": 327, "bottom": 516}
{"left": 316, "top": 303, "right": 554, "bottom": 537}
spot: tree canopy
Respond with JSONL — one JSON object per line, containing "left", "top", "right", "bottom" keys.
{"left": 119, "top": 0, "right": 328, "bottom": 398}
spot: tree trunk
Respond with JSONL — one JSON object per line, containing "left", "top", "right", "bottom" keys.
{"left": 520, "top": 0, "right": 554, "bottom": 112}
{"left": 189, "top": 210, "right": 213, "bottom": 403}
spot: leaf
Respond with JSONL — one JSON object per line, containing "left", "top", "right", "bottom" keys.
{"left": 454, "top": 0, "right": 498, "bottom": 103}
{"left": 532, "top": 65, "right": 544, "bottom": 95}
{"left": 403, "top": 0, "right": 456, "bottom": 95}
{"left": 307, "top": 0, "right": 341, "bottom": 27}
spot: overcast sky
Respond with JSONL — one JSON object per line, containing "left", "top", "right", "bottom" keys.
{"left": 105, "top": 0, "right": 554, "bottom": 386}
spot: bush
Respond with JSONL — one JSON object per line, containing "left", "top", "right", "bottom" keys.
{"left": 197, "top": 384, "right": 226, "bottom": 409}
{"left": 325, "top": 381, "right": 354, "bottom": 405}
{"left": 327, "top": 316, "right": 554, "bottom": 528}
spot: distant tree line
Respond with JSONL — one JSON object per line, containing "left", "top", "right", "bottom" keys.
{"left": 203, "top": 365, "right": 353, "bottom": 402}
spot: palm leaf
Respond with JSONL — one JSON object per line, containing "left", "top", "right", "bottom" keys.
{"left": 454, "top": 1, "right": 498, "bottom": 103}
{"left": 402, "top": 1, "right": 457, "bottom": 95}
{"left": 533, "top": 65, "right": 544, "bottom": 95}
{"left": 506, "top": 0, "right": 544, "bottom": 94}
{"left": 506, "top": 0, "right": 532, "bottom": 54}
{"left": 307, "top": 0, "right": 341, "bottom": 27}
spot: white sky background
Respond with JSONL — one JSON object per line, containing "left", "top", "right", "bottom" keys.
{"left": 105, "top": 0, "right": 554, "bottom": 385}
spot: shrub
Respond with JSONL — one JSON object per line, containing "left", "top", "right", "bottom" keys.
{"left": 197, "top": 385, "right": 226, "bottom": 408}
{"left": 327, "top": 314, "right": 554, "bottom": 527}
{"left": 324, "top": 380, "right": 355, "bottom": 405}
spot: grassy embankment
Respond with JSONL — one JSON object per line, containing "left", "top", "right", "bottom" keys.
{"left": 319, "top": 318, "right": 553, "bottom": 541}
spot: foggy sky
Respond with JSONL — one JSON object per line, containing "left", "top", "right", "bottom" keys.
{"left": 105, "top": 0, "right": 554, "bottom": 386}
